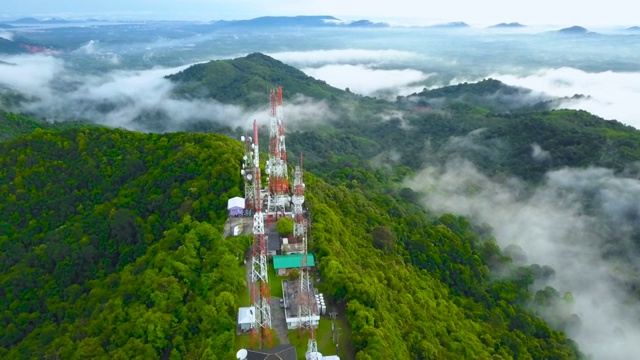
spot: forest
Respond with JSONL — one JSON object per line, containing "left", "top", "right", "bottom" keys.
{"left": 4, "top": 53, "right": 640, "bottom": 358}
{"left": 0, "top": 112, "right": 585, "bottom": 359}
{"left": 0, "top": 125, "right": 251, "bottom": 358}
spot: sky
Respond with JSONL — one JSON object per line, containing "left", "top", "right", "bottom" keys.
{"left": 1, "top": 0, "right": 638, "bottom": 27}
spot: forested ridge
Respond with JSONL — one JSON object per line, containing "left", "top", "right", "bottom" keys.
{"left": 7, "top": 53, "right": 640, "bottom": 359}
{"left": 306, "top": 170, "right": 581, "bottom": 359}
{"left": 0, "top": 113, "right": 585, "bottom": 359}
{"left": 166, "top": 52, "right": 348, "bottom": 107}
{"left": 0, "top": 126, "right": 250, "bottom": 358}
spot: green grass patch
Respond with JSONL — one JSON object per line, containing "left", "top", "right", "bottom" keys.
{"left": 238, "top": 265, "right": 251, "bottom": 307}
{"left": 267, "top": 261, "right": 287, "bottom": 298}
{"left": 234, "top": 333, "right": 251, "bottom": 352}
{"left": 287, "top": 318, "right": 340, "bottom": 360}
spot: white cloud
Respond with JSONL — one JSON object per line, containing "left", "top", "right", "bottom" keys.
{"left": 0, "top": 31, "right": 14, "bottom": 41}
{"left": 0, "top": 54, "right": 337, "bottom": 132}
{"left": 531, "top": 143, "right": 551, "bottom": 161}
{"left": 0, "top": 55, "right": 65, "bottom": 100}
{"left": 302, "top": 64, "right": 429, "bottom": 96}
{"left": 268, "top": 49, "right": 420, "bottom": 67}
{"left": 485, "top": 67, "right": 640, "bottom": 128}
{"left": 405, "top": 160, "right": 640, "bottom": 360}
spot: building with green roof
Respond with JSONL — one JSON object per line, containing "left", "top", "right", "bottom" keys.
{"left": 272, "top": 253, "right": 315, "bottom": 276}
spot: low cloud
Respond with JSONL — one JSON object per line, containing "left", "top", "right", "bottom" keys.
{"left": 485, "top": 67, "right": 640, "bottom": 128}
{"left": 268, "top": 48, "right": 420, "bottom": 67}
{"left": 405, "top": 159, "right": 640, "bottom": 360}
{"left": 302, "top": 64, "right": 430, "bottom": 97}
{"left": 0, "top": 54, "right": 335, "bottom": 132}
{"left": 531, "top": 143, "right": 551, "bottom": 161}
{"left": 0, "top": 31, "right": 13, "bottom": 41}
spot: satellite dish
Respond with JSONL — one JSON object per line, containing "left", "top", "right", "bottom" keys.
{"left": 240, "top": 136, "right": 245, "bottom": 141}
{"left": 236, "top": 349, "right": 248, "bottom": 360}
{"left": 246, "top": 173, "right": 253, "bottom": 181}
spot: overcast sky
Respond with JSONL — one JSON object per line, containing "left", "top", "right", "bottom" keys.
{"left": 1, "top": 0, "right": 637, "bottom": 27}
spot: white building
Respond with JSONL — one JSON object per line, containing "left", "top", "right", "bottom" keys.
{"left": 237, "top": 306, "right": 255, "bottom": 332}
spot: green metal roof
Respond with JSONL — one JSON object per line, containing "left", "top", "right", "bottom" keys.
{"left": 272, "top": 254, "right": 315, "bottom": 270}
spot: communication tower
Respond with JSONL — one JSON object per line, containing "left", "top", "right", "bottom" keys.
{"left": 294, "top": 155, "right": 319, "bottom": 357}
{"left": 266, "top": 86, "right": 289, "bottom": 219}
{"left": 241, "top": 128, "right": 256, "bottom": 213}
{"left": 249, "top": 120, "right": 273, "bottom": 349}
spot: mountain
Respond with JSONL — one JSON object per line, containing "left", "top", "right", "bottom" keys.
{"left": 0, "top": 23, "right": 13, "bottom": 29}
{"left": 0, "top": 111, "right": 91, "bottom": 141}
{"left": 430, "top": 21, "right": 470, "bottom": 28}
{"left": 346, "top": 19, "right": 390, "bottom": 28}
{"left": 0, "top": 35, "right": 58, "bottom": 54}
{"left": 401, "top": 78, "right": 543, "bottom": 112}
{"left": 10, "top": 17, "right": 71, "bottom": 24}
{"left": 556, "top": 25, "right": 591, "bottom": 34}
{"left": 167, "top": 52, "right": 348, "bottom": 106}
{"left": 0, "top": 37, "right": 24, "bottom": 54}
{"left": 489, "top": 22, "right": 526, "bottom": 28}
{"left": 211, "top": 15, "right": 338, "bottom": 28}
{"left": 7, "top": 52, "right": 640, "bottom": 359}
{"left": 0, "top": 125, "right": 248, "bottom": 358}
{"left": 0, "top": 120, "right": 583, "bottom": 358}
{"left": 627, "top": 26, "right": 640, "bottom": 31}
{"left": 208, "top": 15, "right": 389, "bottom": 29}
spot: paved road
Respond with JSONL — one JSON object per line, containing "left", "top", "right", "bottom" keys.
{"left": 270, "top": 296, "right": 289, "bottom": 345}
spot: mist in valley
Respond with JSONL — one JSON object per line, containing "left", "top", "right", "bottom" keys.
{"left": 2, "top": 21, "right": 640, "bottom": 358}
{"left": 404, "top": 149, "right": 640, "bottom": 359}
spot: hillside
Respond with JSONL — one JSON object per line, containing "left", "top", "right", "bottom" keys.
{"left": 166, "top": 53, "right": 348, "bottom": 107}
{"left": 0, "top": 127, "right": 248, "bottom": 358}
{"left": 5, "top": 53, "right": 640, "bottom": 358}
{"left": 0, "top": 111, "right": 90, "bottom": 142}
{"left": 166, "top": 54, "right": 640, "bottom": 183}
{"left": 306, "top": 172, "right": 582, "bottom": 358}
{"left": 0, "top": 123, "right": 584, "bottom": 358}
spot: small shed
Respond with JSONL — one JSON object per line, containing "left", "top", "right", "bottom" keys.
{"left": 273, "top": 254, "right": 315, "bottom": 276}
{"left": 237, "top": 306, "right": 255, "bottom": 332}
{"left": 228, "top": 197, "right": 245, "bottom": 217}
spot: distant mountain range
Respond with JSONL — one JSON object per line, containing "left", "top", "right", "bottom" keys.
{"left": 489, "top": 22, "right": 526, "bottom": 28}
{"left": 429, "top": 21, "right": 470, "bottom": 28}
{"left": 208, "top": 15, "right": 389, "bottom": 28}
{"left": 556, "top": 25, "right": 592, "bottom": 34}
{"left": 1, "top": 15, "right": 635, "bottom": 34}
{"left": 10, "top": 17, "right": 71, "bottom": 24}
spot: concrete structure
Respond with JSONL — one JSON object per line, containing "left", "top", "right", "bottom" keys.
{"left": 228, "top": 196, "right": 245, "bottom": 217}
{"left": 273, "top": 254, "right": 315, "bottom": 276}
{"left": 281, "top": 237, "right": 305, "bottom": 254}
{"left": 282, "top": 279, "right": 320, "bottom": 330}
{"left": 242, "top": 344, "right": 297, "bottom": 360}
{"left": 238, "top": 307, "right": 255, "bottom": 332}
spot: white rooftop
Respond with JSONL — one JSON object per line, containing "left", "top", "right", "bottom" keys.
{"left": 228, "top": 196, "right": 245, "bottom": 209}
{"left": 237, "top": 306, "right": 255, "bottom": 325}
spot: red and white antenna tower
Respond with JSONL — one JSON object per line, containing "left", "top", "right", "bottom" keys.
{"left": 249, "top": 120, "right": 273, "bottom": 349}
{"left": 241, "top": 129, "right": 256, "bottom": 213}
{"left": 266, "top": 86, "right": 289, "bottom": 220}
{"left": 294, "top": 155, "right": 319, "bottom": 357}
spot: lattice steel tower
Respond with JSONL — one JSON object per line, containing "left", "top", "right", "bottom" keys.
{"left": 293, "top": 156, "right": 319, "bottom": 356}
{"left": 241, "top": 126, "right": 256, "bottom": 214}
{"left": 248, "top": 120, "right": 273, "bottom": 349}
{"left": 266, "top": 86, "right": 289, "bottom": 220}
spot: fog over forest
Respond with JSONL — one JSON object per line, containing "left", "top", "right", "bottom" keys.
{"left": 2, "top": 20, "right": 640, "bottom": 359}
